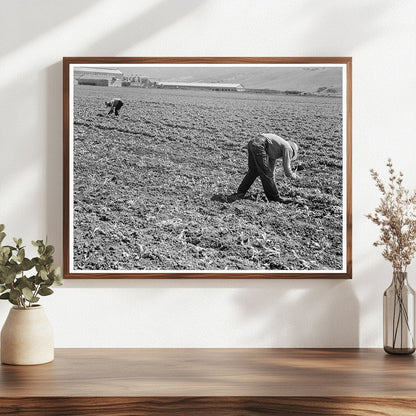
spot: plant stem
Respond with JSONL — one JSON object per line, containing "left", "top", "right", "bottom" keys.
{"left": 391, "top": 275, "right": 415, "bottom": 350}
{"left": 33, "top": 284, "right": 40, "bottom": 299}
{"left": 392, "top": 285, "right": 397, "bottom": 347}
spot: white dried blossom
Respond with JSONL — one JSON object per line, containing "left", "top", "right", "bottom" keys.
{"left": 367, "top": 159, "right": 416, "bottom": 272}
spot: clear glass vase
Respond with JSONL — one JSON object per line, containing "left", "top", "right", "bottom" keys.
{"left": 383, "top": 271, "right": 416, "bottom": 355}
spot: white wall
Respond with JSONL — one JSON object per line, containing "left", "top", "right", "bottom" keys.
{"left": 1, "top": 0, "right": 415, "bottom": 347}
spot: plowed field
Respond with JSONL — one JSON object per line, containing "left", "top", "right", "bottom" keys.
{"left": 72, "top": 86, "right": 344, "bottom": 271}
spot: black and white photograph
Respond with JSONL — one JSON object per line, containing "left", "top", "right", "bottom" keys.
{"left": 64, "top": 58, "right": 352, "bottom": 278}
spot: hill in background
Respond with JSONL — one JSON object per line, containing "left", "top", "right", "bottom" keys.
{"left": 120, "top": 66, "right": 343, "bottom": 93}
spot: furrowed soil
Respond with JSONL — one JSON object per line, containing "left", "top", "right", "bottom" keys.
{"left": 73, "top": 86, "right": 344, "bottom": 271}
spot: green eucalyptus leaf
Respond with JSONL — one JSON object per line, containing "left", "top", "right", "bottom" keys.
{"left": 3, "top": 245, "right": 16, "bottom": 251}
{"left": 20, "top": 258, "right": 34, "bottom": 271}
{"left": 0, "top": 230, "right": 61, "bottom": 300}
{"left": 9, "top": 288, "right": 21, "bottom": 301}
{"left": 47, "top": 267, "right": 63, "bottom": 286}
{"left": 0, "top": 291, "right": 17, "bottom": 306}
{"left": 0, "top": 246, "right": 11, "bottom": 265}
{"left": 49, "top": 266, "right": 61, "bottom": 279}
{"left": 22, "top": 288, "right": 39, "bottom": 303}
{"left": 38, "top": 287, "right": 53, "bottom": 296}
{"left": 22, "top": 287, "right": 34, "bottom": 301}
{"left": 34, "top": 275, "right": 43, "bottom": 285}
{"left": 3, "top": 271, "right": 17, "bottom": 285}
{"left": 8, "top": 297, "right": 18, "bottom": 306}
{"left": 7, "top": 264, "right": 20, "bottom": 276}
{"left": 17, "top": 248, "right": 25, "bottom": 263}
{"left": 45, "top": 245, "right": 55, "bottom": 256}
{"left": 0, "top": 247, "right": 15, "bottom": 265}
{"left": 0, "top": 246, "right": 10, "bottom": 256}
{"left": 39, "top": 269, "right": 48, "bottom": 281}
{"left": 38, "top": 254, "right": 53, "bottom": 264}
{"left": 17, "top": 276, "right": 35, "bottom": 290}
{"left": 53, "top": 267, "right": 63, "bottom": 285}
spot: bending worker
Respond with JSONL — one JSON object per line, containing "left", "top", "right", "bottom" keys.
{"left": 105, "top": 98, "right": 124, "bottom": 116}
{"left": 235, "top": 133, "right": 299, "bottom": 202}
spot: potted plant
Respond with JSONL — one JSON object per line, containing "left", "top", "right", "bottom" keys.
{"left": 0, "top": 224, "right": 62, "bottom": 365}
{"left": 367, "top": 159, "right": 416, "bottom": 354}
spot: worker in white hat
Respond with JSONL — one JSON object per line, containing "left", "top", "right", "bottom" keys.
{"left": 234, "top": 133, "right": 300, "bottom": 202}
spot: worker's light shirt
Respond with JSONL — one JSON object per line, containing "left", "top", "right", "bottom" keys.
{"left": 261, "top": 133, "right": 296, "bottom": 179}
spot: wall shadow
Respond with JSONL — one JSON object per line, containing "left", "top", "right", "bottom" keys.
{"left": 0, "top": 78, "right": 47, "bottom": 233}
{"left": 46, "top": 61, "right": 63, "bottom": 262}
{"left": 1, "top": 0, "right": 101, "bottom": 56}
{"left": 47, "top": 0, "right": 207, "bottom": 266}
{"left": 288, "top": 0, "right": 393, "bottom": 51}
{"left": 81, "top": 0, "right": 206, "bottom": 55}
{"left": 232, "top": 279, "right": 359, "bottom": 347}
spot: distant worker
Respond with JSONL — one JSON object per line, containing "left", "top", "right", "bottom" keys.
{"left": 233, "top": 133, "right": 301, "bottom": 203}
{"left": 105, "top": 98, "right": 124, "bottom": 116}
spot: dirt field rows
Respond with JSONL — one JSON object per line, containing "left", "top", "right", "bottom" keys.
{"left": 72, "top": 85, "right": 344, "bottom": 271}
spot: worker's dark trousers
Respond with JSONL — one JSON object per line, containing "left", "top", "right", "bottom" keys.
{"left": 109, "top": 101, "right": 124, "bottom": 116}
{"left": 114, "top": 101, "right": 123, "bottom": 116}
{"left": 237, "top": 136, "right": 280, "bottom": 201}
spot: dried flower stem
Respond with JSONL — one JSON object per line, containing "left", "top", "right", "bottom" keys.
{"left": 368, "top": 160, "right": 416, "bottom": 353}
{"left": 366, "top": 159, "right": 416, "bottom": 272}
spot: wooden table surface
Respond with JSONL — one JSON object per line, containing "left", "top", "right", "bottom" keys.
{"left": 1, "top": 348, "right": 415, "bottom": 415}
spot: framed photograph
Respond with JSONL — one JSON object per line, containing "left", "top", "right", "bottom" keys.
{"left": 63, "top": 57, "right": 352, "bottom": 279}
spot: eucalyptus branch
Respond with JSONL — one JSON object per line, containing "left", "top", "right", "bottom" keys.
{"left": 0, "top": 225, "right": 62, "bottom": 308}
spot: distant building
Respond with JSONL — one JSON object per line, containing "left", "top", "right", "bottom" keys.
{"left": 74, "top": 67, "right": 123, "bottom": 87}
{"left": 123, "top": 75, "right": 154, "bottom": 88}
{"left": 156, "top": 81, "right": 245, "bottom": 92}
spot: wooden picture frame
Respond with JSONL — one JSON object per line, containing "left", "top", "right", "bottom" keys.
{"left": 63, "top": 57, "right": 352, "bottom": 279}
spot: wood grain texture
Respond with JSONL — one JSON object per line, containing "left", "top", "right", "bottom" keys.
{"left": 63, "top": 57, "right": 352, "bottom": 280}
{"left": 62, "top": 58, "right": 70, "bottom": 280}
{"left": 0, "top": 397, "right": 416, "bottom": 416}
{"left": 63, "top": 57, "right": 352, "bottom": 64}
{"left": 1, "top": 349, "right": 415, "bottom": 415}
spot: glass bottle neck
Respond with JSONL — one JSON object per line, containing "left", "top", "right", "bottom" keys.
{"left": 393, "top": 271, "right": 408, "bottom": 284}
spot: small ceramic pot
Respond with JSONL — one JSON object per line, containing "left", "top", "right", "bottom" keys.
{"left": 1, "top": 305, "right": 54, "bottom": 365}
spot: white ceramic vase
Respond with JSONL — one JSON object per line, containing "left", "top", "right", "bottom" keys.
{"left": 1, "top": 305, "right": 54, "bottom": 365}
